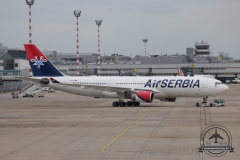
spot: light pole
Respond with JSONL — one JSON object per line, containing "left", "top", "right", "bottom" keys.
{"left": 96, "top": 20, "right": 102, "bottom": 76}
{"left": 74, "top": 10, "right": 81, "bottom": 76}
{"left": 26, "top": 0, "right": 35, "bottom": 44}
{"left": 85, "top": 56, "right": 89, "bottom": 76}
{"left": 26, "top": 0, "right": 35, "bottom": 79}
{"left": 142, "top": 39, "right": 148, "bottom": 56}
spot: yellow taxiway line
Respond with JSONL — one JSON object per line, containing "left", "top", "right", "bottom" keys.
{"left": 101, "top": 105, "right": 156, "bottom": 152}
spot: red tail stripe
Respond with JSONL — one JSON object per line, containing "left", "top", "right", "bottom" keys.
{"left": 24, "top": 44, "right": 48, "bottom": 60}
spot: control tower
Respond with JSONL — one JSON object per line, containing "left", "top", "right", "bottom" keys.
{"left": 195, "top": 41, "right": 210, "bottom": 55}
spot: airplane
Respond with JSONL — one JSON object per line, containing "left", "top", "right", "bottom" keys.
{"left": 209, "top": 129, "right": 223, "bottom": 143}
{"left": 232, "top": 77, "right": 240, "bottom": 84}
{"left": 16, "top": 44, "right": 229, "bottom": 107}
{"left": 177, "top": 66, "right": 215, "bottom": 79}
{"left": 177, "top": 66, "right": 184, "bottom": 76}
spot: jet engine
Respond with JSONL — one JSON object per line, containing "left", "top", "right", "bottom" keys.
{"left": 159, "top": 97, "right": 177, "bottom": 102}
{"left": 40, "top": 78, "right": 50, "bottom": 85}
{"left": 131, "top": 91, "right": 154, "bottom": 103}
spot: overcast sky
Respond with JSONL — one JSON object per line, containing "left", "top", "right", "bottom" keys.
{"left": 0, "top": 0, "right": 240, "bottom": 58}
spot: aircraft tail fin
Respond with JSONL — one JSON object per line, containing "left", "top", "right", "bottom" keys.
{"left": 24, "top": 44, "right": 63, "bottom": 77}
{"left": 177, "top": 66, "right": 184, "bottom": 76}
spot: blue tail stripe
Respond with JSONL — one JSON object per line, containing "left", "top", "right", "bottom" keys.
{"left": 30, "top": 60, "right": 63, "bottom": 77}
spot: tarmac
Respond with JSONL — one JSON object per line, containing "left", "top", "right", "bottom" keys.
{"left": 0, "top": 84, "right": 240, "bottom": 160}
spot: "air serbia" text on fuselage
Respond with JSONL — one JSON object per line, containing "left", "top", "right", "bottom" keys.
{"left": 144, "top": 79, "right": 200, "bottom": 88}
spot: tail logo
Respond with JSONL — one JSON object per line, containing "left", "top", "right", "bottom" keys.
{"left": 50, "top": 78, "right": 60, "bottom": 83}
{"left": 30, "top": 56, "right": 47, "bottom": 68}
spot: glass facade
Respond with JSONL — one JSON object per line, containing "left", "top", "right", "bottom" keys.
{"left": 196, "top": 45, "right": 209, "bottom": 49}
{"left": 8, "top": 49, "right": 26, "bottom": 59}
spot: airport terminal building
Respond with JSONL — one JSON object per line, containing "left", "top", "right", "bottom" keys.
{"left": 1, "top": 42, "right": 240, "bottom": 84}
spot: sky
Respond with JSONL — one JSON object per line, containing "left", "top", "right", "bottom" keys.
{"left": 0, "top": 0, "right": 240, "bottom": 59}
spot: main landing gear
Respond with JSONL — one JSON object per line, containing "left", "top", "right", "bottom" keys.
{"left": 112, "top": 100, "right": 140, "bottom": 107}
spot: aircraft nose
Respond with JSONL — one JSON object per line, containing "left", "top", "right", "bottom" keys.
{"left": 223, "top": 84, "right": 229, "bottom": 91}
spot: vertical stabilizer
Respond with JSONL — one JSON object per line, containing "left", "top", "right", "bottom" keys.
{"left": 24, "top": 44, "right": 63, "bottom": 77}
{"left": 177, "top": 66, "right": 184, "bottom": 76}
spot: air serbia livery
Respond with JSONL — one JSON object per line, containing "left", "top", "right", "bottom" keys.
{"left": 17, "top": 44, "right": 229, "bottom": 107}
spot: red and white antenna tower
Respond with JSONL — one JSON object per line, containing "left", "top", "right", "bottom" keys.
{"left": 96, "top": 20, "right": 102, "bottom": 76}
{"left": 26, "top": 0, "right": 35, "bottom": 78}
{"left": 74, "top": 10, "right": 81, "bottom": 76}
{"left": 142, "top": 39, "right": 148, "bottom": 56}
{"left": 26, "top": 0, "right": 34, "bottom": 44}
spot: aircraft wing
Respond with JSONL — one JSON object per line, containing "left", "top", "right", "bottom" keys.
{"left": 15, "top": 76, "right": 41, "bottom": 83}
{"left": 209, "top": 135, "right": 215, "bottom": 140}
{"left": 216, "top": 134, "right": 223, "bottom": 140}
{"left": 58, "top": 83, "right": 162, "bottom": 94}
{"left": 16, "top": 76, "right": 162, "bottom": 94}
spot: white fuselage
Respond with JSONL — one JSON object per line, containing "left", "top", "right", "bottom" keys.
{"left": 232, "top": 79, "right": 240, "bottom": 84}
{"left": 35, "top": 76, "right": 228, "bottom": 99}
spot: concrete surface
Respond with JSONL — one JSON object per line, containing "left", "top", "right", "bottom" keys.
{"left": 0, "top": 84, "right": 240, "bottom": 160}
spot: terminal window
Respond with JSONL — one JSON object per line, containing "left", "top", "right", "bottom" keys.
{"left": 13, "top": 72, "right": 19, "bottom": 76}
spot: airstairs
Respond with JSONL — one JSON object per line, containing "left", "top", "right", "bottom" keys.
{"left": 20, "top": 83, "right": 35, "bottom": 93}
{"left": 12, "top": 83, "right": 45, "bottom": 98}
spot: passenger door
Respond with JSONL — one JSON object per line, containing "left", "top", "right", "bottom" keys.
{"left": 202, "top": 79, "right": 207, "bottom": 88}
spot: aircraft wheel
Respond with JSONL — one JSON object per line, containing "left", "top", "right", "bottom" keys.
{"left": 112, "top": 102, "right": 119, "bottom": 107}
{"left": 126, "top": 101, "right": 133, "bottom": 106}
{"left": 112, "top": 102, "right": 117, "bottom": 107}
{"left": 133, "top": 102, "right": 140, "bottom": 106}
{"left": 119, "top": 102, "right": 126, "bottom": 107}
{"left": 196, "top": 103, "right": 200, "bottom": 107}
